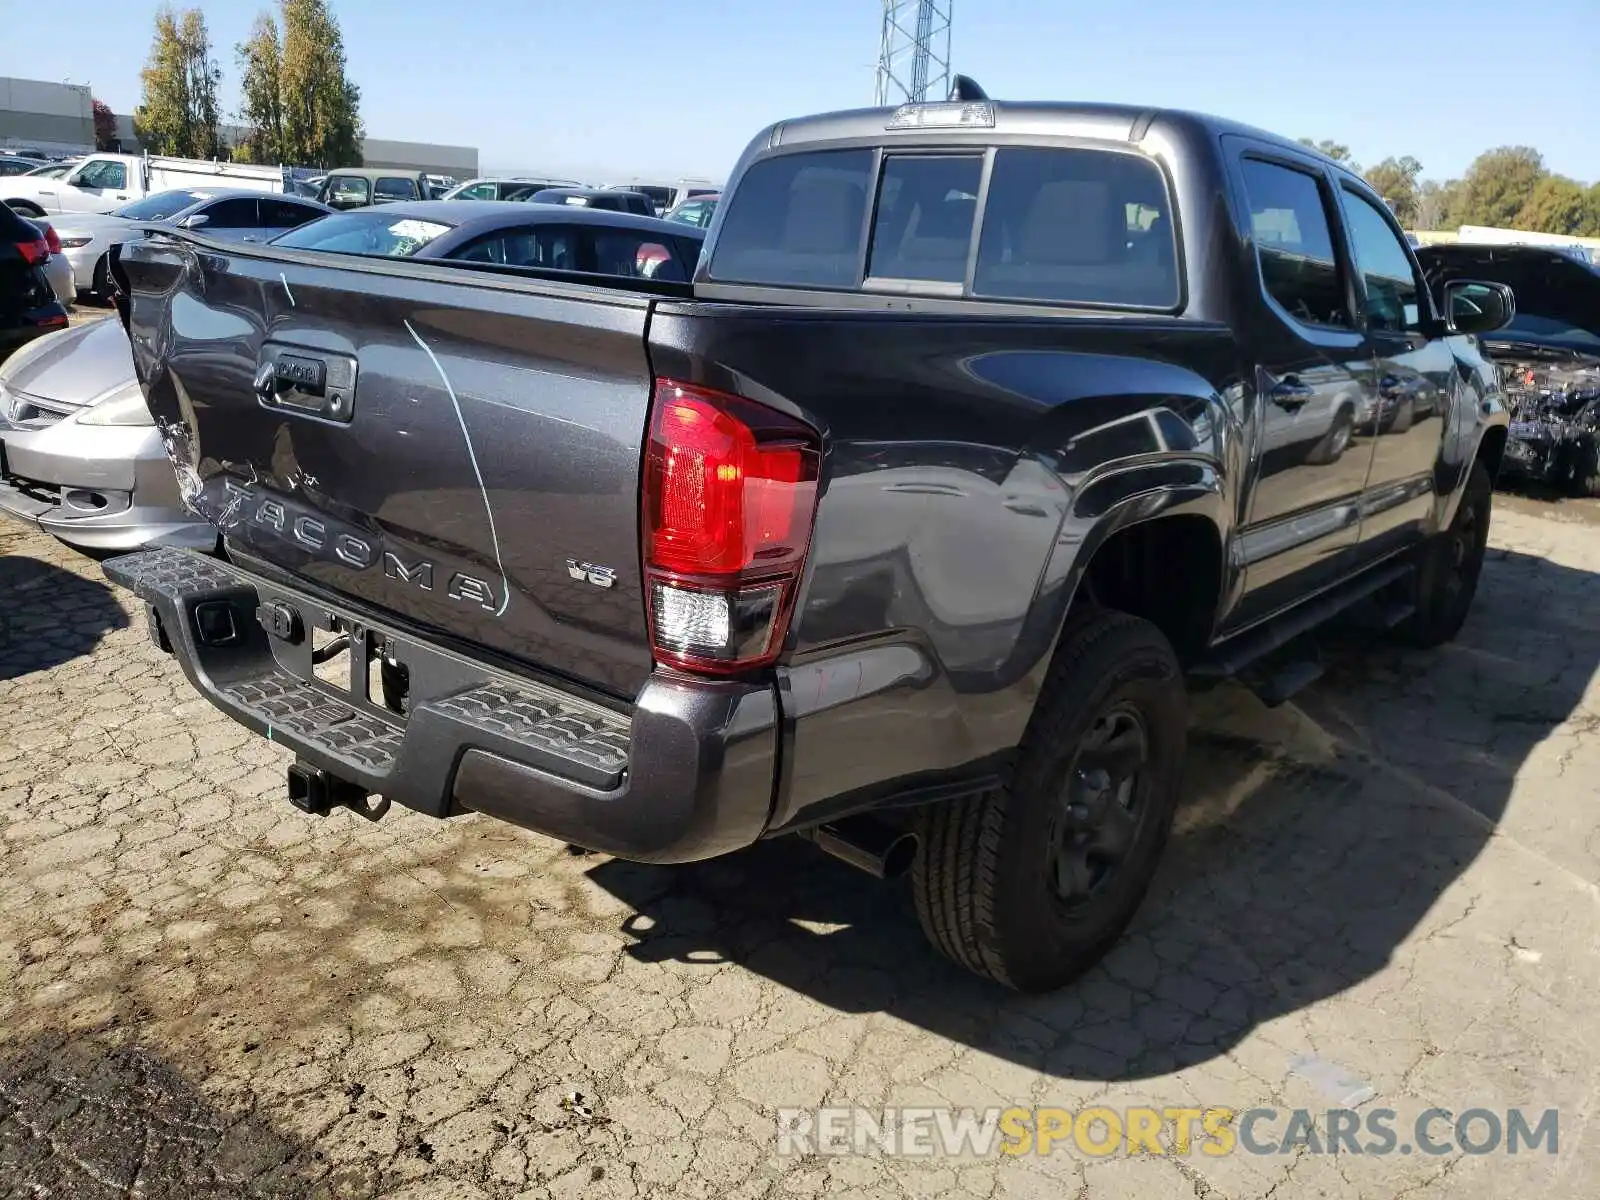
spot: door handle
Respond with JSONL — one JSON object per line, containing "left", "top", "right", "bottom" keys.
{"left": 1268, "top": 377, "right": 1315, "bottom": 410}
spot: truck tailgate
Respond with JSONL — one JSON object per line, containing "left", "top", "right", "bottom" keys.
{"left": 116, "top": 234, "right": 657, "bottom": 699}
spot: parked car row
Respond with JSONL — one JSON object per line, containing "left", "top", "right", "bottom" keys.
{"left": 0, "top": 193, "right": 706, "bottom": 554}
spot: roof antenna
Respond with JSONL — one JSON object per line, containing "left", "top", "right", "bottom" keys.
{"left": 948, "top": 75, "right": 988, "bottom": 102}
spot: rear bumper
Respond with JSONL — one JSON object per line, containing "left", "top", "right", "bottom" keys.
{"left": 103, "top": 548, "right": 780, "bottom": 863}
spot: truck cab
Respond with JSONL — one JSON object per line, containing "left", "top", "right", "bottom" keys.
{"left": 0, "top": 152, "right": 284, "bottom": 217}
{"left": 0, "top": 154, "right": 140, "bottom": 216}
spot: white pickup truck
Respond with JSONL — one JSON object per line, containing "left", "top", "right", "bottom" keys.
{"left": 0, "top": 152, "right": 283, "bottom": 217}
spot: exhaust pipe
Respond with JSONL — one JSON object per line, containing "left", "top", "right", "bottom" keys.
{"left": 801, "top": 817, "right": 919, "bottom": 880}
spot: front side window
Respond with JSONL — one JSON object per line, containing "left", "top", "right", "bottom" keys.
{"left": 273, "top": 211, "right": 450, "bottom": 257}
{"left": 1341, "top": 187, "right": 1422, "bottom": 333}
{"left": 77, "top": 160, "right": 128, "bottom": 190}
{"left": 868, "top": 155, "right": 982, "bottom": 283}
{"left": 374, "top": 177, "right": 420, "bottom": 202}
{"left": 1238, "top": 158, "right": 1351, "bottom": 329}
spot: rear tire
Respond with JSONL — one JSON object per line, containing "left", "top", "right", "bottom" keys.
{"left": 1396, "top": 459, "right": 1492, "bottom": 648}
{"left": 6, "top": 200, "right": 45, "bottom": 218}
{"left": 911, "top": 610, "right": 1186, "bottom": 992}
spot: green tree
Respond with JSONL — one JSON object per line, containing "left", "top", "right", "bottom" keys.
{"left": 1515, "top": 175, "right": 1589, "bottom": 235}
{"left": 1297, "top": 137, "right": 1358, "bottom": 172}
{"left": 1579, "top": 184, "right": 1600, "bottom": 238}
{"left": 1452, "top": 146, "right": 1546, "bottom": 228}
{"left": 235, "top": 12, "right": 285, "bottom": 164}
{"left": 134, "top": 6, "right": 222, "bottom": 158}
{"left": 1415, "top": 179, "right": 1462, "bottom": 231}
{"left": 1363, "top": 156, "right": 1424, "bottom": 225}
{"left": 279, "top": 0, "right": 363, "bottom": 168}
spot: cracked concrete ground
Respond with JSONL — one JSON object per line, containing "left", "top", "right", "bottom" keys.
{"left": 1, "top": 494, "right": 1598, "bottom": 1199}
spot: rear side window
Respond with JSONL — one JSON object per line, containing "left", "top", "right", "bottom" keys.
{"left": 261, "top": 199, "right": 321, "bottom": 229}
{"left": 450, "top": 226, "right": 583, "bottom": 271}
{"left": 973, "top": 148, "right": 1177, "bottom": 307}
{"left": 869, "top": 155, "right": 981, "bottom": 283}
{"left": 708, "top": 149, "right": 873, "bottom": 288}
{"left": 1238, "top": 159, "right": 1351, "bottom": 329}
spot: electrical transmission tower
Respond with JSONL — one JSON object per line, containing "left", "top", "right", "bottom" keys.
{"left": 874, "top": 0, "right": 953, "bottom": 107}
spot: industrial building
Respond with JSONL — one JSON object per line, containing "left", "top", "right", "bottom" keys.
{"left": 0, "top": 75, "right": 477, "bottom": 178}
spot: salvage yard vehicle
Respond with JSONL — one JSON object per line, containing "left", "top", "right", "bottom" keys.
{"left": 0, "top": 152, "right": 284, "bottom": 218}
{"left": 0, "top": 202, "right": 68, "bottom": 353}
{"left": 270, "top": 201, "right": 705, "bottom": 280}
{"left": 0, "top": 316, "right": 216, "bottom": 553}
{"left": 105, "top": 80, "right": 1512, "bottom": 992}
{"left": 46, "top": 188, "right": 333, "bottom": 302}
{"left": 313, "top": 169, "right": 434, "bottom": 211}
{"left": 1418, "top": 242, "right": 1600, "bottom": 496}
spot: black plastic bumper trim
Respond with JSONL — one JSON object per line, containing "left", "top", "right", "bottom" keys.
{"left": 104, "top": 548, "right": 781, "bottom": 862}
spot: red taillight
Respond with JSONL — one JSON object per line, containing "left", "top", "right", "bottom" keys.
{"left": 16, "top": 238, "right": 50, "bottom": 266}
{"left": 643, "top": 379, "right": 820, "bottom": 673}
{"left": 42, "top": 225, "right": 61, "bottom": 255}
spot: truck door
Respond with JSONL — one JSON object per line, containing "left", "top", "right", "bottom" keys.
{"left": 1334, "top": 182, "right": 1454, "bottom": 557}
{"left": 1224, "top": 144, "right": 1376, "bottom": 627}
{"left": 62, "top": 158, "right": 132, "bottom": 213}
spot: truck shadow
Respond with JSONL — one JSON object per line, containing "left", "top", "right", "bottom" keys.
{"left": 589, "top": 546, "right": 1598, "bottom": 1081}
{"left": 0, "top": 553, "right": 131, "bottom": 681}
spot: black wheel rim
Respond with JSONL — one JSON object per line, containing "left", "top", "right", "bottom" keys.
{"left": 1047, "top": 704, "right": 1150, "bottom": 911}
{"left": 1444, "top": 494, "right": 1482, "bottom": 602}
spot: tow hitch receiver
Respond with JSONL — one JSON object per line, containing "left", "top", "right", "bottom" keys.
{"left": 287, "top": 761, "right": 391, "bottom": 822}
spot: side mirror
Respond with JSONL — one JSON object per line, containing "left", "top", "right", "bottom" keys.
{"left": 1443, "top": 280, "right": 1515, "bottom": 336}
{"left": 179, "top": 213, "right": 210, "bottom": 229}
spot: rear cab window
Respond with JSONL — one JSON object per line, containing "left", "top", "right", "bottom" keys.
{"left": 707, "top": 145, "right": 1181, "bottom": 309}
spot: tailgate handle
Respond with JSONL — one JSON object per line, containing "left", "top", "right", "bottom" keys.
{"left": 254, "top": 349, "right": 357, "bottom": 423}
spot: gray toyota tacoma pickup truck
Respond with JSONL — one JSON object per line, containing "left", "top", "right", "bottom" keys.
{"left": 104, "top": 80, "right": 1513, "bottom": 991}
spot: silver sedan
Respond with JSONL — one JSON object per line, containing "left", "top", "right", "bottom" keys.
{"left": 0, "top": 316, "right": 214, "bottom": 553}
{"left": 47, "top": 188, "right": 333, "bottom": 300}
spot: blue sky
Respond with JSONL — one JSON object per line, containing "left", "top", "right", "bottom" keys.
{"left": 7, "top": 0, "right": 1597, "bottom": 185}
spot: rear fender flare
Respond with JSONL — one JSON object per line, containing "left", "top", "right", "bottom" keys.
{"left": 979, "top": 459, "right": 1227, "bottom": 730}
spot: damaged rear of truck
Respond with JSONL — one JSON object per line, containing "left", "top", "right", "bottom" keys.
{"left": 103, "top": 89, "right": 1508, "bottom": 992}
